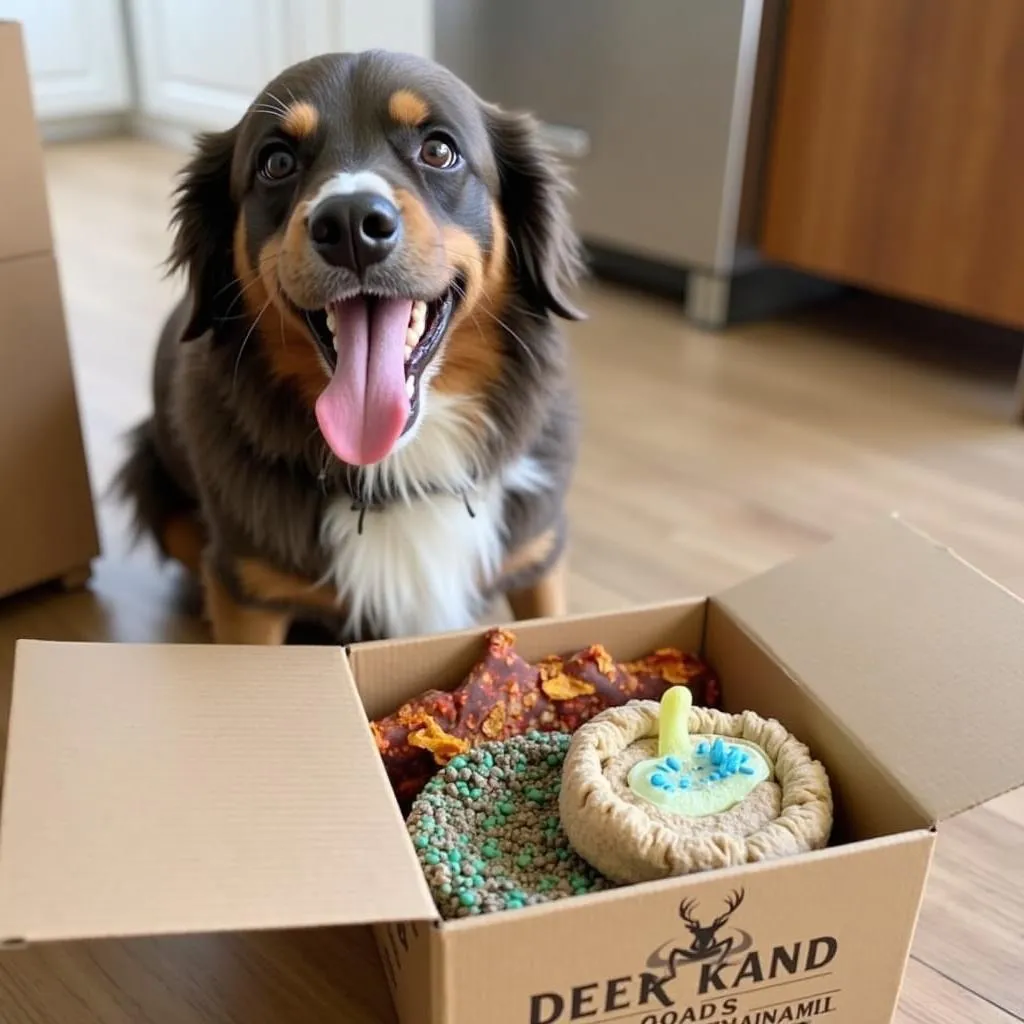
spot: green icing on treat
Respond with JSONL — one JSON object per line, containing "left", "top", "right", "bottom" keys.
{"left": 627, "top": 735, "right": 772, "bottom": 817}
{"left": 407, "top": 731, "right": 611, "bottom": 919}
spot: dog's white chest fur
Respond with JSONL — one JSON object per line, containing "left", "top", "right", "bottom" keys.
{"left": 321, "top": 483, "right": 504, "bottom": 638}
{"left": 319, "top": 394, "right": 547, "bottom": 639}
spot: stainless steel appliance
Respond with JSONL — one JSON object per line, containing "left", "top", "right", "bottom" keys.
{"left": 434, "top": 0, "right": 819, "bottom": 325}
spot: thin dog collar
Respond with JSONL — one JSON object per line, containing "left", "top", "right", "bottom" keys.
{"left": 348, "top": 491, "right": 477, "bottom": 535}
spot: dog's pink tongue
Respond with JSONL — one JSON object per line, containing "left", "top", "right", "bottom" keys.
{"left": 315, "top": 296, "right": 413, "bottom": 466}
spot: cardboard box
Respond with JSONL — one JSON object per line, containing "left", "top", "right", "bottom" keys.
{"left": 0, "top": 518, "right": 1021, "bottom": 1024}
{"left": 0, "top": 22, "right": 53, "bottom": 264}
{"left": 0, "top": 21, "right": 100, "bottom": 598}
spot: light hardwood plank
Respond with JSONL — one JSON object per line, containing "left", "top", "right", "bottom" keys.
{"left": 898, "top": 959, "right": 1017, "bottom": 1024}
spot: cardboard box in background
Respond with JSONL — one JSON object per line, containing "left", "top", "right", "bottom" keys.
{"left": 0, "top": 518, "right": 1021, "bottom": 1024}
{"left": 0, "top": 21, "right": 100, "bottom": 598}
{"left": 0, "top": 23, "right": 52, "bottom": 265}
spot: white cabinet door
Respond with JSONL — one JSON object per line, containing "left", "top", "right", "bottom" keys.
{"left": 130, "top": 0, "right": 433, "bottom": 134}
{"left": 337, "top": 0, "right": 432, "bottom": 57}
{"left": 128, "top": 0, "right": 294, "bottom": 132}
{"left": 301, "top": 0, "right": 433, "bottom": 60}
{"left": 0, "top": 0, "right": 131, "bottom": 118}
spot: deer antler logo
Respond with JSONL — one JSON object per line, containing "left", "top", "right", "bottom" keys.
{"left": 646, "top": 888, "right": 753, "bottom": 984}
{"left": 678, "top": 889, "right": 745, "bottom": 958}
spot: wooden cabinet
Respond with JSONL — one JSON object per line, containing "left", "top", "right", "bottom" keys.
{"left": 760, "top": 0, "right": 1024, "bottom": 331}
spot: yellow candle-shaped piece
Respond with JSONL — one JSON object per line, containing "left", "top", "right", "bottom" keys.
{"left": 658, "top": 686, "right": 693, "bottom": 760}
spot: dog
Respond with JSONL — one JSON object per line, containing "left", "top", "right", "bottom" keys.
{"left": 116, "top": 50, "right": 585, "bottom": 645}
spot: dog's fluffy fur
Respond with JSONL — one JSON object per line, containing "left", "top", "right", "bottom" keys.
{"left": 116, "top": 50, "right": 584, "bottom": 644}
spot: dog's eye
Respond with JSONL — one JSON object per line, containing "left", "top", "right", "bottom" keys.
{"left": 418, "top": 133, "right": 459, "bottom": 170}
{"left": 257, "top": 143, "right": 297, "bottom": 182}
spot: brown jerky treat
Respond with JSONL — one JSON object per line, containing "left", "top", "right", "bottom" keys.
{"left": 529, "top": 644, "right": 719, "bottom": 734}
{"left": 623, "top": 648, "right": 721, "bottom": 709}
{"left": 371, "top": 628, "right": 720, "bottom": 807}
{"left": 372, "top": 628, "right": 534, "bottom": 807}
{"left": 406, "top": 717, "right": 470, "bottom": 763}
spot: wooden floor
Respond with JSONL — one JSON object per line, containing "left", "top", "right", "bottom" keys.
{"left": 0, "top": 137, "right": 1021, "bottom": 1022}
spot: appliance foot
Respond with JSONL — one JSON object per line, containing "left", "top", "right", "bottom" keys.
{"left": 686, "top": 271, "right": 731, "bottom": 330}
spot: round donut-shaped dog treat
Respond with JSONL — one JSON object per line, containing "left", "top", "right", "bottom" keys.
{"left": 559, "top": 689, "right": 833, "bottom": 884}
{"left": 407, "top": 731, "right": 613, "bottom": 919}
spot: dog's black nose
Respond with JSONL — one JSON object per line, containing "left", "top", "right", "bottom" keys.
{"left": 308, "top": 192, "right": 402, "bottom": 273}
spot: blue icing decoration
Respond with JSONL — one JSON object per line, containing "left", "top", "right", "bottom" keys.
{"left": 628, "top": 732, "right": 771, "bottom": 816}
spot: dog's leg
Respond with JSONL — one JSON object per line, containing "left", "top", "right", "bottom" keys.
{"left": 201, "top": 556, "right": 340, "bottom": 645}
{"left": 201, "top": 560, "right": 293, "bottom": 645}
{"left": 506, "top": 553, "right": 568, "bottom": 622}
{"left": 161, "top": 514, "right": 206, "bottom": 576}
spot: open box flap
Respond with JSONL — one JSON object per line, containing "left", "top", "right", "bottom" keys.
{"left": 0, "top": 641, "right": 437, "bottom": 945}
{"left": 715, "top": 515, "right": 1024, "bottom": 824}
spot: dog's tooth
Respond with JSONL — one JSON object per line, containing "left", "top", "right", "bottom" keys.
{"left": 406, "top": 375, "right": 415, "bottom": 398}
{"left": 325, "top": 309, "right": 336, "bottom": 333}
{"left": 412, "top": 300, "right": 427, "bottom": 325}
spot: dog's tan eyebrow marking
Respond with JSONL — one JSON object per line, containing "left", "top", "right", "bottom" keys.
{"left": 282, "top": 101, "right": 319, "bottom": 138}
{"left": 388, "top": 89, "right": 430, "bottom": 127}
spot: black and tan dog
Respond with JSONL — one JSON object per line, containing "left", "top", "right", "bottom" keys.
{"left": 116, "top": 50, "right": 584, "bottom": 645}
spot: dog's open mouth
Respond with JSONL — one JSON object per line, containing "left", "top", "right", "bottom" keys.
{"left": 307, "top": 287, "right": 456, "bottom": 466}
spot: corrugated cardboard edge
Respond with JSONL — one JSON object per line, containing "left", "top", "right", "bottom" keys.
{"left": 0, "top": 254, "right": 100, "bottom": 600}
{"left": 438, "top": 826, "right": 936, "bottom": 932}
{"left": 716, "top": 513, "right": 1024, "bottom": 824}
{"left": 893, "top": 512, "right": 1024, "bottom": 606}
{"left": 0, "top": 640, "right": 437, "bottom": 944}
{"left": 347, "top": 598, "right": 708, "bottom": 721}
{"left": 0, "top": 20, "right": 55, "bottom": 262}
{"left": 713, "top": 591, "right": 933, "bottom": 823}
{"left": 431, "top": 829, "right": 938, "bottom": 1024}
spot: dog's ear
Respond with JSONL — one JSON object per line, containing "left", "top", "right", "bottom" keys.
{"left": 168, "top": 126, "right": 239, "bottom": 342}
{"left": 485, "top": 105, "right": 586, "bottom": 321}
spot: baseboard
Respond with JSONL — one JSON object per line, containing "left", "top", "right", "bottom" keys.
{"left": 39, "top": 112, "right": 201, "bottom": 152}
{"left": 583, "top": 240, "right": 844, "bottom": 328}
{"left": 583, "top": 242, "right": 688, "bottom": 301}
{"left": 40, "top": 112, "right": 133, "bottom": 144}
{"left": 131, "top": 114, "right": 198, "bottom": 152}
{"left": 722, "top": 263, "right": 847, "bottom": 327}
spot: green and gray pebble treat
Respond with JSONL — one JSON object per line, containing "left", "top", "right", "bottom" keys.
{"left": 407, "top": 731, "right": 612, "bottom": 918}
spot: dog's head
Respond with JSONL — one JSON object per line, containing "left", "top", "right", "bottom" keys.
{"left": 169, "top": 50, "right": 583, "bottom": 469}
